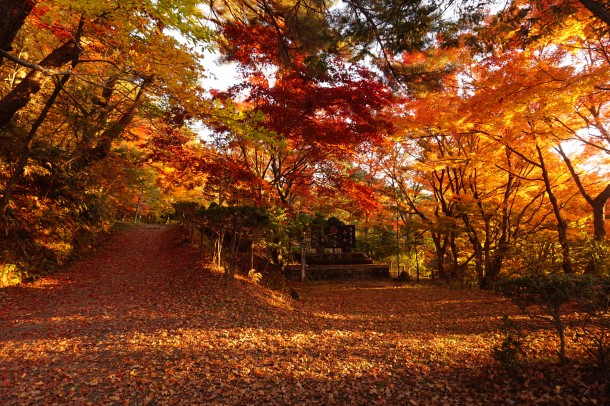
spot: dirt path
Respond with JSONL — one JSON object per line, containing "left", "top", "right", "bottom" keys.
{"left": 0, "top": 224, "right": 202, "bottom": 336}
{"left": 0, "top": 224, "right": 207, "bottom": 403}
{"left": 0, "top": 224, "right": 606, "bottom": 404}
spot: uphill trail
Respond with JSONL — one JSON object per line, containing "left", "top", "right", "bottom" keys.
{"left": 0, "top": 224, "right": 199, "bottom": 326}
{"left": 0, "top": 224, "right": 606, "bottom": 404}
{"left": 0, "top": 224, "right": 211, "bottom": 403}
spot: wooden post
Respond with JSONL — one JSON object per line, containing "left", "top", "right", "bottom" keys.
{"left": 415, "top": 245, "right": 420, "bottom": 283}
{"left": 199, "top": 226, "right": 204, "bottom": 258}
{"left": 396, "top": 214, "right": 400, "bottom": 278}
{"left": 134, "top": 188, "right": 143, "bottom": 223}
{"left": 300, "top": 244, "right": 306, "bottom": 282}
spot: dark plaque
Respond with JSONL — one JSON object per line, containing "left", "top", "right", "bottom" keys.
{"left": 312, "top": 225, "right": 356, "bottom": 249}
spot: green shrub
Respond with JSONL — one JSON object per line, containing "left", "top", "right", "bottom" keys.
{"left": 497, "top": 275, "right": 610, "bottom": 370}
{"left": 492, "top": 315, "right": 526, "bottom": 372}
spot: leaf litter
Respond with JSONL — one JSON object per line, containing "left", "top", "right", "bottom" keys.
{"left": 0, "top": 224, "right": 607, "bottom": 404}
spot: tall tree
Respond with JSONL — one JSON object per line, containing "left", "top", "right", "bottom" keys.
{"left": 209, "top": 22, "right": 393, "bottom": 208}
{"left": 0, "top": 16, "right": 83, "bottom": 220}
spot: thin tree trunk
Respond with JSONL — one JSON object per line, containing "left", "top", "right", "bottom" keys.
{"left": 536, "top": 144, "right": 573, "bottom": 274}
{"left": 134, "top": 188, "right": 144, "bottom": 223}
{"left": 432, "top": 232, "right": 448, "bottom": 280}
{"left": 0, "top": 39, "right": 76, "bottom": 128}
{"left": 0, "top": 0, "right": 35, "bottom": 66}
{"left": 224, "top": 213, "right": 239, "bottom": 284}
{"left": 556, "top": 145, "right": 610, "bottom": 242}
{"left": 415, "top": 246, "right": 420, "bottom": 283}
{"left": 250, "top": 239, "right": 254, "bottom": 269}
{"left": 216, "top": 229, "right": 225, "bottom": 269}
{"left": 300, "top": 244, "right": 306, "bottom": 282}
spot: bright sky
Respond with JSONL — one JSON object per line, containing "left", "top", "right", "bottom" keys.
{"left": 194, "top": 50, "right": 240, "bottom": 141}
{"left": 199, "top": 49, "right": 239, "bottom": 92}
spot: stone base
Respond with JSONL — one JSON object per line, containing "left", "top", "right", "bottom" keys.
{"left": 285, "top": 264, "right": 390, "bottom": 281}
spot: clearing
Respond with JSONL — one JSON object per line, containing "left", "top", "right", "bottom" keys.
{"left": 0, "top": 224, "right": 606, "bottom": 404}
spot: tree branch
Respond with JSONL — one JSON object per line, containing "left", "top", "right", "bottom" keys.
{"left": 0, "top": 48, "right": 73, "bottom": 76}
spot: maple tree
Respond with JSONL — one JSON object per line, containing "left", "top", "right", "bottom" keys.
{"left": 0, "top": 0, "right": 606, "bottom": 286}
{"left": 368, "top": 0, "right": 610, "bottom": 285}
{"left": 0, "top": 0, "right": 213, "bottom": 280}
{"left": 209, "top": 22, "right": 394, "bottom": 208}
{"left": 469, "top": 2, "right": 609, "bottom": 266}
{"left": 2, "top": 1, "right": 610, "bottom": 403}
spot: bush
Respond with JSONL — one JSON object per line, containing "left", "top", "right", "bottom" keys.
{"left": 0, "top": 264, "right": 20, "bottom": 287}
{"left": 497, "top": 274, "right": 610, "bottom": 372}
{"left": 492, "top": 315, "right": 526, "bottom": 373}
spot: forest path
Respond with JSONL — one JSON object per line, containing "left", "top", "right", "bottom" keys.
{"left": 0, "top": 224, "right": 200, "bottom": 331}
{"left": 0, "top": 224, "right": 604, "bottom": 404}
{"left": 0, "top": 223, "right": 211, "bottom": 403}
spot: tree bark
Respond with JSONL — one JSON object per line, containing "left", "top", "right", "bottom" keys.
{"left": 556, "top": 144, "right": 609, "bottom": 242}
{"left": 591, "top": 195, "right": 608, "bottom": 241}
{"left": 0, "top": 39, "right": 76, "bottom": 129}
{"left": 0, "top": 76, "right": 68, "bottom": 219}
{"left": 536, "top": 144, "right": 573, "bottom": 274}
{"left": 76, "top": 75, "right": 119, "bottom": 151}
{"left": 0, "top": 0, "right": 35, "bottom": 66}
{"left": 300, "top": 244, "right": 306, "bottom": 282}
{"left": 579, "top": 0, "right": 610, "bottom": 27}
{"left": 431, "top": 232, "right": 448, "bottom": 279}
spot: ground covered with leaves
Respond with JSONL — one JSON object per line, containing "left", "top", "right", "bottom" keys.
{"left": 0, "top": 224, "right": 607, "bottom": 404}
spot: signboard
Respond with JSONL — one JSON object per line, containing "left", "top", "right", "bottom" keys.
{"left": 311, "top": 225, "right": 356, "bottom": 249}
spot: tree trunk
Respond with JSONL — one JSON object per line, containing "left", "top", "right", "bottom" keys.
{"left": 431, "top": 232, "right": 448, "bottom": 279}
{"left": 0, "top": 0, "right": 35, "bottom": 66}
{"left": 448, "top": 232, "right": 460, "bottom": 283}
{"left": 471, "top": 240, "right": 484, "bottom": 287}
{"left": 0, "top": 75, "right": 70, "bottom": 221}
{"left": 556, "top": 144, "right": 609, "bottom": 243}
{"left": 578, "top": 0, "right": 610, "bottom": 27}
{"left": 591, "top": 187, "right": 610, "bottom": 242}
{"left": 0, "top": 39, "right": 76, "bottom": 128}
{"left": 0, "top": 18, "right": 83, "bottom": 226}
{"left": 224, "top": 212, "right": 240, "bottom": 284}
{"left": 76, "top": 75, "right": 119, "bottom": 151}
{"left": 458, "top": 211, "right": 485, "bottom": 286}
{"left": 134, "top": 188, "right": 144, "bottom": 223}
{"left": 537, "top": 144, "right": 573, "bottom": 274}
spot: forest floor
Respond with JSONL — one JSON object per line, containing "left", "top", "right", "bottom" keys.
{"left": 0, "top": 224, "right": 607, "bottom": 405}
